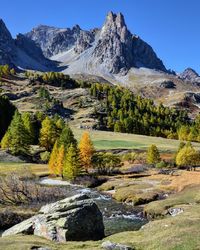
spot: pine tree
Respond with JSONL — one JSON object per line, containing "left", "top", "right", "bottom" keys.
{"left": 56, "top": 144, "right": 65, "bottom": 176}
{"left": 39, "top": 116, "right": 58, "bottom": 151}
{"left": 79, "top": 131, "right": 95, "bottom": 172}
{"left": 63, "top": 144, "right": 81, "bottom": 180}
{"left": 48, "top": 140, "right": 58, "bottom": 175}
{"left": 147, "top": 144, "right": 161, "bottom": 164}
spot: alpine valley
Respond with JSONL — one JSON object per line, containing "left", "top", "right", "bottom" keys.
{"left": 2, "top": 10, "right": 200, "bottom": 250}
{"left": 1, "top": 12, "right": 200, "bottom": 116}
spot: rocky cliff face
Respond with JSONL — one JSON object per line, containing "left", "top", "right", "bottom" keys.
{"left": 0, "top": 12, "right": 167, "bottom": 75}
{"left": 24, "top": 12, "right": 166, "bottom": 75}
{"left": 92, "top": 12, "right": 166, "bottom": 74}
{"left": 180, "top": 68, "right": 200, "bottom": 82}
{"left": 0, "top": 19, "right": 15, "bottom": 66}
{"left": 26, "top": 24, "right": 96, "bottom": 58}
{"left": 0, "top": 19, "right": 56, "bottom": 70}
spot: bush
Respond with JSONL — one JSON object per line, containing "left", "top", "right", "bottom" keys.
{"left": 0, "top": 173, "right": 67, "bottom": 206}
{"left": 156, "top": 160, "right": 168, "bottom": 169}
{"left": 92, "top": 152, "right": 122, "bottom": 175}
{"left": 122, "top": 152, "right": 136, "bottom": 163}
{"left": 40, "top": 151, "right": 50, "bottom": 163}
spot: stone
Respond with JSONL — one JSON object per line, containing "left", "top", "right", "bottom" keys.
{"left": 2, "top": 194, "right": 104, "bottom": 242}
{"left": 168, "top": 208, "right": 184, "bottom": 217}
{"left": 2, "top": 216, "right": 35, "bottom": 237}
{"left": 102, "top": 240, "right": 134, "bottom": 250}
{"left": 160, "top": 81, "right": 176, "bottom": 89}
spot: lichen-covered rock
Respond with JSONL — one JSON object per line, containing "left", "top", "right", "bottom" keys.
{"left": 102, "top": 240, "right": 133, "bottom": 250}
{"left": 2, "top": 194, "right": 104, "bottom": 242}
{"left": 2, "top": 216, "right": 35, "bottom": 237}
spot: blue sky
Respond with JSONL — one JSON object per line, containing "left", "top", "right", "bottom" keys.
{"left": 1, "top": 0, "right": 200, "bottom": 73}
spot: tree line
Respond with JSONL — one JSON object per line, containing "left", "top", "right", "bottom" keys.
{"left": 90, "top": 83, "right": 190, "bottom": 139}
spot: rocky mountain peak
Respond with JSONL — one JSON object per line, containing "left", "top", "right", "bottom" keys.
{"left": 100, "top": 12, "right": 128, "bottom": 39}
{"left": 92, "top": 12, "right": 166, "bottom": 74}
{"left": 180, "top": 68, "right": 200, "bottom": 82}
{"left": 0, "top": 18, "right": 13, "bottom": 42}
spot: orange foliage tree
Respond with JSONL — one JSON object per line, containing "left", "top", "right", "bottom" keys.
{"left": 79, "top": 131, "right": 95, "bottom": 172}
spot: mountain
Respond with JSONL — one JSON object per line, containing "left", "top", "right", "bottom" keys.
{"left": 179, "top": 68, "right": 200, "bottom": 83}
{"left": 24, "top": 12, "right": 166, "bottom": 76}
{"left": 0, "top": 19, "right": 56, "bottom": 71}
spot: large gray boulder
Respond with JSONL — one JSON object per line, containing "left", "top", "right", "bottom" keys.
{"left": 2, "top": 194, "right": 104, "bottom": 242}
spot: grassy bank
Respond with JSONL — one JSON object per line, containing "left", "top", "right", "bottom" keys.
{"left": 72, "top": 128, "right": 200, "bottom": 152}
{"left": 0, "top": 162, "right": 48, "bottom": 177}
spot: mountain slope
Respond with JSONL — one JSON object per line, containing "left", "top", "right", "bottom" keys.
{"left": 25, "top": 12, "right": 166, "bottom": 76}
{"left": 0, "top": 19, "right": 56, "bottom": 71}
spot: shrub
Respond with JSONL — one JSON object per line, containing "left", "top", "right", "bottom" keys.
{"left": 156, "top": 161, "right": 168, "bottom": 169}
{"left": 0, "top": 173, "right": 67, "bottom": 206}
{"left": 40, "top": 151, "right": 50, "bottom": 163}
{"left": 92, "top": 152, "right": 122, "bottom": 175}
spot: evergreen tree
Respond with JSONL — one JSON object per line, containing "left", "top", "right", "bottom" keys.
{"left": 2, "top": 111, "right": 30, "bottom": 154}
{"left": 147, "top": 144, "right": 161, "bottom": 164}
{"left": 79, "top": 131, "right": 95, "bottom": 172}
{"left": 63, "top": 144, "right": 81, "bottom": 180}
{"left": 48, "top": 140, "right": 58, "bottom": 175}
{"left": 22, "top": 112, "right": 35, "bottom": 144}
{"left": 1, "top": 129, "right": 11, "bottom": 149}
{"left": 39, "top": 116, "right": 58, "bottom": 151}
{"left": 58, "top": 125, "right": 77, "bottom": 150}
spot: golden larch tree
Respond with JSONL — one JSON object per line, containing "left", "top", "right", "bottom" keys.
{"left": 79, "top": 131, "right": 95, "bottom": 172}
{"left": 56, "top": 144, "right": 65, "bottom": 176}
{"left": 48, "top": 140, "right": 58, "bottom": 175}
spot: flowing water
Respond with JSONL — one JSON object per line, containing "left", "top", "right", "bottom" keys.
{"left": 39, "top": 178, "right": 148, "bottom": 236}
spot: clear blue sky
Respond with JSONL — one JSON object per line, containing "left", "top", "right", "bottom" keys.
{"left": 1, "top": 0, "right": 200, "bottom": 73}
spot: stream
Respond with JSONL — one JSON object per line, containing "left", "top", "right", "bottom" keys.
{"left": 39, "top": 178, "right": 148, "bottom": 236}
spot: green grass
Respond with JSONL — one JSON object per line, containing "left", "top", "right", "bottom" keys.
{"left": 107, "top": 203, "right": 200, "bottom": 250}
{"left": 144, "top": 185, "right": 200, "bottom": 219}
{"left": 0, "top": 235, "right": 101, "bottom": 250}
{"left": 0, "top": 162, "right": 48, "bottom": 177}
{"left": 72, "top": 128, "right": 200, "bottom": 152}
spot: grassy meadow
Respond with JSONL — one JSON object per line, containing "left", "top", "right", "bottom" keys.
{"left": 72, "top": 128, "right": 200, "bottom": 152}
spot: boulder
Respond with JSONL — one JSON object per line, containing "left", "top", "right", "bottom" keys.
{"left": 102, "top": 241, "right": 133, "bottom": 250}
{"left": 160, "top": 81, "right": 176, "bottom": 89}
{"left": 2, "top": 216, "right": 35, "bottom": 237}
{"left": 2, "top": 194, "right": 104, "bottom": 242}
{"left": 168, "top": 207, "right": 184, "bottom": 217}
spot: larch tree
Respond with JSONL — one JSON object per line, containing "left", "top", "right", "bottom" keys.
{"left": 58, "top": 125, "right": 77, "bottom": 150}
{"left": 48, "top": 140, "right": 58, "bottom": 175}
{"left": 39, "top": 116, "right": 58, "bottom": 151}
{"left": 79, "top": 131, "right": 95, "bottom": 172}
{"left": 3, "top": 111, "right": 30, "bottom": 155}
{"left": 176, "top": 144, "right": 199, "bottom": 168}
{"left": 1, "top": 128, "right": 11, "bottom": 149}
{"left": 147, "top": 144, "right": 161, "bottom": 164}
{"left": 63, "top": 144, "right": 81, "bottom": 180}
{"left": 56, "top": 144, "right": 65, "bottom": 176}
{"left": 22, "top": 112, "right": 35, "bottom": 144}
